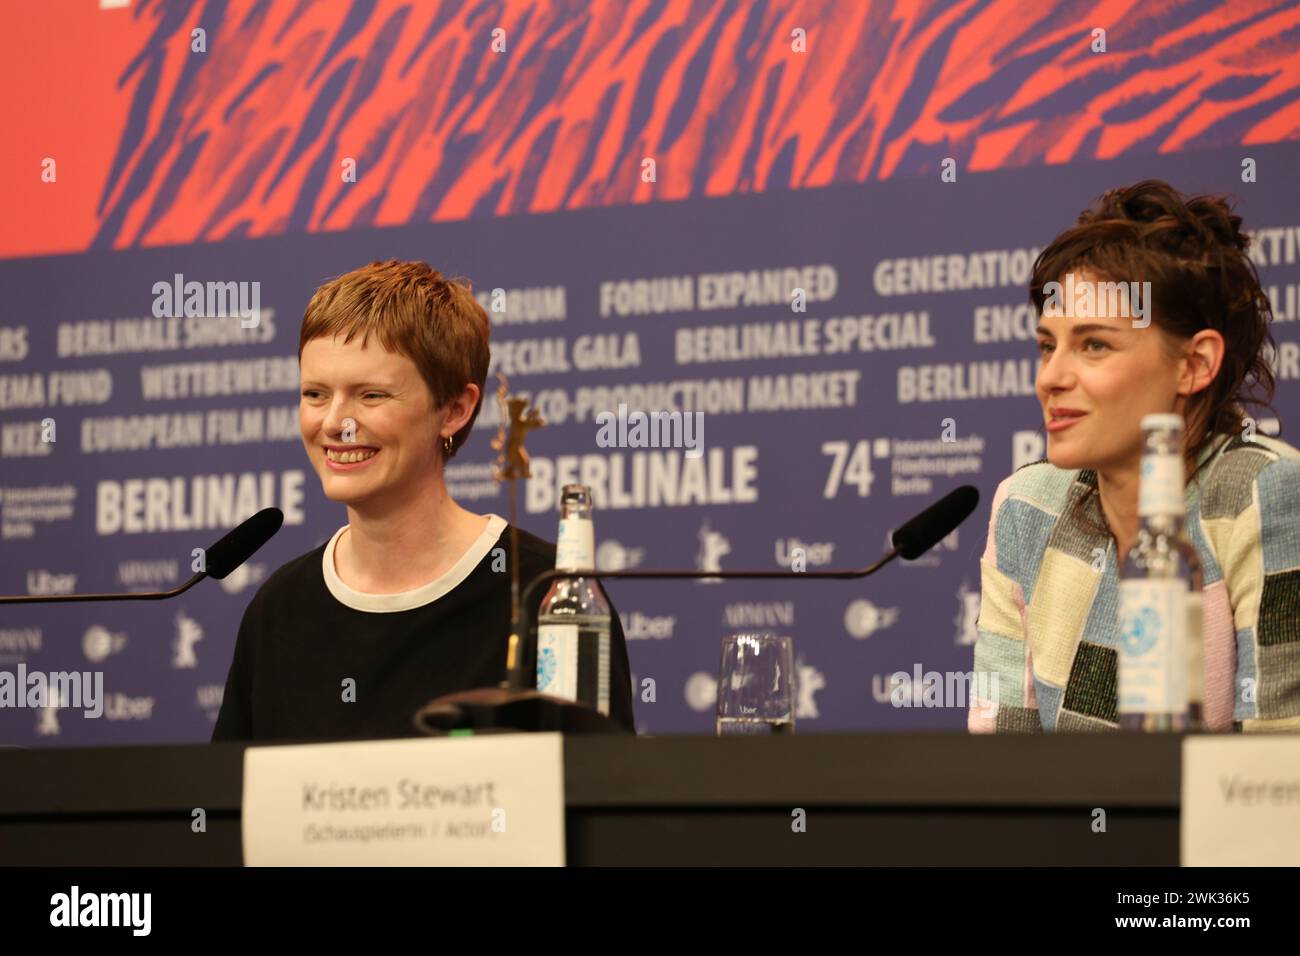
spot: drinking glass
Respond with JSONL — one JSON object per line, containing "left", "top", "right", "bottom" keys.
{"left": 716, "top": 632, "right": 795, "bottom": 735}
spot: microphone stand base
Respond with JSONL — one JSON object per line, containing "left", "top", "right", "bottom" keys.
{"left": 413, "top": 687, "right": 629, "bottom": 736}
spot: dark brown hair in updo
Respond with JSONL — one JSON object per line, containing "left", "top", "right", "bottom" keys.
{"left": 1028, "top": 179, "right": 1277, "bottom": 463}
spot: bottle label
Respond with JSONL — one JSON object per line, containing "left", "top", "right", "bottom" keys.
{"left": 1118, "top": 579, "right": 1189, "bottom": 714}
{"left": 1138, "top": 453, "right": 1185, "bottom": 517}
{"left": 1186, "top": 590, "right": 1204, "bottom": 706}
{"left": 597, "top": 631, "right": 610, "bottom": 717}
{"left": 555, "top": 518, "right": 595, "bottom": 571}
{"left": 536, "top": 623, "right": 579, "bottom": 702}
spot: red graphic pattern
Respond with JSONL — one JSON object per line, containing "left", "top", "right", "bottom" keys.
{"left": 3, "top": 0, "right": 1299, "bottom": 258}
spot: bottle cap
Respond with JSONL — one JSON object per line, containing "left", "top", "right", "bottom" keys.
{"left": 1140, "top": 412, "right": 1184, "bottom": 431}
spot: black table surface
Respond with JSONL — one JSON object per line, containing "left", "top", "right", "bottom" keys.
{"left": 0, "top": 733, "right": 1185, "bottom": 865}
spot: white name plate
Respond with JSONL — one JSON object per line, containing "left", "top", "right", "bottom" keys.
{"left": 242, "top": 734, "right": 565, "bottom": 866}
{"left": 1182, "top": 736, "right": 1300, "bottom": 866}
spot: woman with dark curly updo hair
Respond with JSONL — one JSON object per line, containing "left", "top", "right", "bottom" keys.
{"left": 969, "top": 180, "right": 1299, "bottom": 734}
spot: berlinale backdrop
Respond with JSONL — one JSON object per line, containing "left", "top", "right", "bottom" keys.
{"left": 1, "top": 0, "right": 1298, "bottom": 743}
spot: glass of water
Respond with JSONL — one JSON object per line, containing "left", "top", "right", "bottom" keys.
{"left": 716, "top": 632, "right": 795, "bottom": 735}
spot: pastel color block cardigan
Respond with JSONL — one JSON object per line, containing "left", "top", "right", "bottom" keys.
{"left": 970, "top": 433, "right": 1300, "bottom": 733}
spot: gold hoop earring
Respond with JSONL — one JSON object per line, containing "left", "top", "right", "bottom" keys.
{"left": 442, "top": 435, "right": 454, "bottom": 456}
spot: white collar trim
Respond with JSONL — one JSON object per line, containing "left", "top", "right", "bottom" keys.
{"left": 321, "top": 514, "right": 507, "bottom": 613}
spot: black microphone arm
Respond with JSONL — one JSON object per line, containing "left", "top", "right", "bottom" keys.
{"left": 0, "top": 507, "right": 284, "bottom": 605}
{"left": 503, "top": 485, "right": 980, "bottom": 692}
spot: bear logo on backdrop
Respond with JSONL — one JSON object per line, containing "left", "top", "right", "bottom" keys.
{"left": 954, "top": 581, "right": 981, "bottom": 646}
{"left": 696, "top": 523, "right": 730, "bottom": 581}
{"left": 172, "top": 611, "right": 203, "bottom": 669}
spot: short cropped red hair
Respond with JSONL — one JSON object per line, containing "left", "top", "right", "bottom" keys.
{"left": 298, "top": 260, "right": 491, "bottom": 458}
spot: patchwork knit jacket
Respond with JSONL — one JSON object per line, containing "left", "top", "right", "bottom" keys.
{"left": 969, "top": 433, "right": 1300, "bottom": 733}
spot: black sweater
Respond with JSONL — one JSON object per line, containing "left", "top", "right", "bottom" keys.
{"left": 212, "top": 519, "right": 635, "bottom": 740}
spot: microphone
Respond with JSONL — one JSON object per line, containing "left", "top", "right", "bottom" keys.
{"left": 203, "top": 507, "right": 284, "bottom": 579}
{"left": 504, "top": 485, "right": 982, "bottom": 690}
{"left": 0, "top": 507, "right": 284, "bottom": 605}
{"left": 891, "top": 484, "right": 979, "bottom": 560}
{"left": 416, "top": 486, "right": 981, "bottom": 735}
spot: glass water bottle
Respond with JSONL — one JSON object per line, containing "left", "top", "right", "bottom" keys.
{"left": 536, "top": 484, "right": 612, "bottom": 715}
{"left": 1118, "top": 413, "right": 1205, "bottom": 731}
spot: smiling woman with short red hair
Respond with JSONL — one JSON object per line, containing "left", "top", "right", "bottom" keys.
{"left": 213, "top": 260, "right": 635, "bottom": 740}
